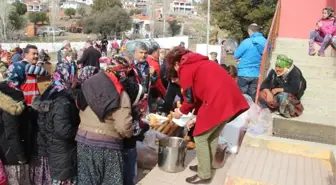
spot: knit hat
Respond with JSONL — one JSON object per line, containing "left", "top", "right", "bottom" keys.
{"left": 276, "top": 54, "right": 293, "bottom": 68}
{"left": 6, "top": 62, "right": 26, "bottom": 88}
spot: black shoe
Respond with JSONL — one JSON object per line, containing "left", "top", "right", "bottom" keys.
{"left": 185, "top": 174, "right": 211, "bottom": 184}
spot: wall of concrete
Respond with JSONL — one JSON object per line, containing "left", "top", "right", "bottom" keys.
{"left": 278, "top": 0, "right": 336, "bottom": 39}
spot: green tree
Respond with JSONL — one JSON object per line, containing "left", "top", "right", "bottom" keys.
{"left": 129, "top": 9, "right": 142, "bottom": 16}
{"left": 77, "top": 6, "right": 86, "bottom": 17}
{"left": 12, "top": 1, "right": 27, "bottom": 15}
{"left": 38, "top": 12, "right": 49, "bottom": 24}
{"left": 205, "top": 0, "right": 277, "bottom": 40}
{"left": 28, "top": 12, "right": 39, "bottom": 24}
{"left": 64, "top": 8, "right": 76, "bottom": 19}
{"left": 28, "top": 12, "right": 49, "bottom": 24}
{"left": 8, "top": 10, "right": 25, "bottom": 30}
{"left": 168, "top": 20, "right": 181, "bottom": 36}
{"left": 81, "top": 6, "right": 131, "bottom": 37}
{"left": 91, "top": 0, "right": 122, "bottom": 13}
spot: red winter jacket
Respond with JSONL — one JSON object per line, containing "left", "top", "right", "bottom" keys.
{"left": 146, "top": 56, "right": 166, "bottom": 97}
{"left": 178, "top": 52, "right": 249, "bottom": 136}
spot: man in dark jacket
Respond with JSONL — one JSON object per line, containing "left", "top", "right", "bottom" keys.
{"left": 77, "top": 40, "right": 101, "bottom": 69}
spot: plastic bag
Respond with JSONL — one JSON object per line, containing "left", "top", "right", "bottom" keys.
{"left": 218, "top": 112, "right": 248, "bottom": 154}
{"left": 246, "top": 104, "right": 272, "bottom": 136}
{"left": 136, "top": 141, "right": 158, "bottom": 169}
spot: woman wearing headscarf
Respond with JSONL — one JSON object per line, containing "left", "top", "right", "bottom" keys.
{"left": 167, "top": 46, "right": 249, "bottom": 184}
{"left": 106, "top": 56, "right": 149, "bottom": 185}
{"left": 0, "top": 62, "right": 31, "bottom": 185}
{"left": 30, "top": 63, "right": 80, "bottom": 185}
{"left": 259, "top": 54, "right": 306, "bottom": 118}
{"left": 75, "top": 62, "right": 133, "bottom": 185}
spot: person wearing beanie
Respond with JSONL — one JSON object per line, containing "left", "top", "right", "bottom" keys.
{"left": 259, "top": 54, "right": 306, "bottom": 118}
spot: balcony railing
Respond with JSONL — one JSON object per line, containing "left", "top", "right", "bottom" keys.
{"left": 255, "top": 1, "right": 281, "bottom": 103}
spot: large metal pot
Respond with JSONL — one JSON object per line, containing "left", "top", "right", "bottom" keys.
{"left": 158, "top": 137, "right": 187, "bottom": 173}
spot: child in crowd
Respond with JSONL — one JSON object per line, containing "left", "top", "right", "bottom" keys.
{"left": 309, "top": 7, "right": 336, "bottom": 56}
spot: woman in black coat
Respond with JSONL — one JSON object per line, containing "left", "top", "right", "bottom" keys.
{"left": 0, "top": 67, "right": 31, "bottom": 185}
{"left": 30, "top": 62, "right": 80, "bottom": 185}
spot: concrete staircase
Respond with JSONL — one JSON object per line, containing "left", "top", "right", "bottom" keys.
{"left": 270, "top": 37, "right": 336, "bottom": 145}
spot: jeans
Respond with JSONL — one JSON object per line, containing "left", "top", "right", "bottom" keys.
{"left": 309, "top": 30, "right": 332, "bottom": 53}
{"left": 237, "top": 76, "right": 258, "bottom": 101}
{"left": 122, "top": 148, "right": 137, "bottom": 185}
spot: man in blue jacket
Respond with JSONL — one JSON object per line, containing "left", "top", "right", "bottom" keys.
{"left": 234, "top": 23, "right": 266, "bottom": 101}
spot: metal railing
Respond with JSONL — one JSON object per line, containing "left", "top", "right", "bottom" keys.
{"left": 255, "top": 1, "right": 281, "bottom": 103}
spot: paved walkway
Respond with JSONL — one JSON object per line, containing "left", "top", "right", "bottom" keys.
{"left": 225, "top": 145, "right": 335, "bottom": 185}
{"left": 137, "top": 150, "right": 236, "bottom": 185}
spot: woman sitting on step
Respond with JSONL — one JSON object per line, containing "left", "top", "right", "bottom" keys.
{"left": 309, "top": 7, "right": 336, "bottom": 56}
{"left": 259, "top": 54, "right": 306, "bottom": 118}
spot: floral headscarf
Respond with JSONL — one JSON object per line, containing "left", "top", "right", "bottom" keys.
{"left": 78, "top": 66, "right": 99, "bottom": 84}
{"left": 6, "top": 62, "right": 26, "bottom": 89}
{"left": 51, "top": 62, "right": 75, "bottom": 92}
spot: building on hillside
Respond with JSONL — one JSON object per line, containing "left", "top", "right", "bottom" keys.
{"left": 61, "top": 1, "right": 82, "bottom": 9}
{"left": 24, "top": 1, "right": 49, "bottom": 12}
{"left": 128, "top": 14, "right": 152, "bottom": 38}
{"left": 170, "top": 0, "right": 195, "bottom": 14}
{"left": 66, "top": 0, "right": 94, "bottom": 5}
{"left": 122, "top": 0, "right": 148, "bottom": 10}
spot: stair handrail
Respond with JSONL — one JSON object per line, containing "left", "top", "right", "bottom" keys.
{"left": 255, "top": 1, "right": 281, "bottom": 103}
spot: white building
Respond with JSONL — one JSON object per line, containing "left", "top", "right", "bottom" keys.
{"left": 25, "top": 1, "right": 48, "bottom": 12}
{"left": 170, "top": 0, "right": 194, "bottom": 14}
{"left": 122, "top": 0, "right": 148, "bottom": 10}
{"left": 73, "top": 0, "right": 93, "bottom": 5}
{"left": 61, "top": 1, "right": 81, "bottom": 9}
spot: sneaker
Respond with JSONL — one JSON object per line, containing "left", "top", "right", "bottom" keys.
{"left": 318, "top": 51, "right": 325, "bottom": 57}
{"left": 309, "top": 48, "right": 316, "bottom": 56}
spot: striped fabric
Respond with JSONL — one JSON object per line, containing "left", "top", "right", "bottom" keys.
{"left": 25, "top": 64, "right": 49, "bottom": 76}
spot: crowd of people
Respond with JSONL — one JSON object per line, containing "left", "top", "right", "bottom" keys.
{"left": 0, "top": 19, "right": 312, "bottom": 185}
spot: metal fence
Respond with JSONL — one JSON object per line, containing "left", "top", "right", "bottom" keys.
{"left": 255, "top": 1, "right": 281, "bottom": 103}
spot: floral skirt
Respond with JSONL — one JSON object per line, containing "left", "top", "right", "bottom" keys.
{"left": 5, "top": 164, "right": 30, "bottom": 185}
{"left": 29, "top": 156, "right": 77, "bottom": 185}
{"left": 29, "top": 156, "right": 51, "bottom": 185}
{"left": 77, "top": 144, "right": 123, "bottom": 185}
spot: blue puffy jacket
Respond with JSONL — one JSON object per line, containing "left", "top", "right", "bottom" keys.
{"left": 234, "top": 32, "right": 266, "bottom": 78}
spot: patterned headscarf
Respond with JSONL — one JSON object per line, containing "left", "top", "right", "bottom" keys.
{"left": 78, "top": 66, "right": 99, "bottom": 84}
{"left": 51, "top": 62, "right": 74, "bottom": 92}
{"left": 6, "top": 62, "right": 26, "bottom": 88}
{"left": 105, "top": 56, "right": 131, "bottom": 75}
{"left": 276, "top": 54, "right": 293, "bottom": 68}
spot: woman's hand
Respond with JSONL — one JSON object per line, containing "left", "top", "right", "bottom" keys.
{"left": 173, "top": 108, "right": 183, "bottom": 119}
{"left": 187, "top": 119, "right": 196, "bottom": 130}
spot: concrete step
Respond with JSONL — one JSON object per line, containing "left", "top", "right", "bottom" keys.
{"left": 304, "top": 78, "right": 336, "bottom": 90}
{"left": 271, "top": 53, "right": 336, "bottom": 67}
{"left": 276, "top": 37, "right": 336, "bottom": 49}
{"left": 224, "top": 145, "right": 335, "bottom": 185}
{"left": 303, "top": 89, "right": 336, "bottom": 100}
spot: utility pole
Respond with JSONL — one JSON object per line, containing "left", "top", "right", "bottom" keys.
{"left": 206, "top": 0, "right": 210, "bottom": 56}
{"left": 163, "top": 0, "right": 166, "bottom": 37}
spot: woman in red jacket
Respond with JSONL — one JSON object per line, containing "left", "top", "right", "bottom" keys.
{"left": 168, "top": 46, "right": 249, "bottom": 184}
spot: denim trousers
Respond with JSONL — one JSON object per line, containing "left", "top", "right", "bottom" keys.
{"left": 122, "top": 148, "right": 137, "bottom": 185}
{"left": 237, "top": 76, "right": 258, "bottom": 101}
